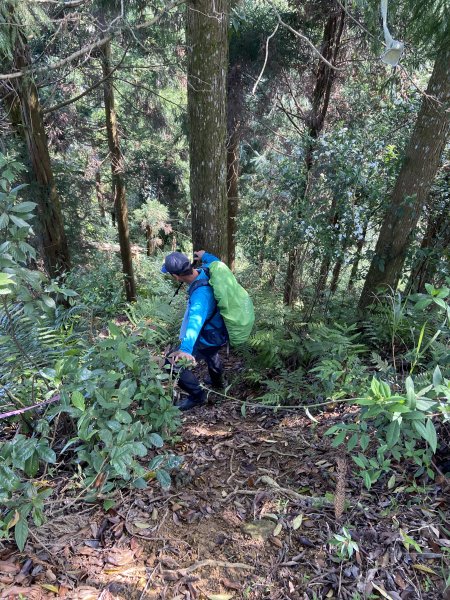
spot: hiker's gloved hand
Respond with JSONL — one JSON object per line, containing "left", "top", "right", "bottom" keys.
{"left": 168, "top": 351, "right": 196, "bottom": 366}
{"left": 193, "top": 250, "right": 205, "bottom": 261}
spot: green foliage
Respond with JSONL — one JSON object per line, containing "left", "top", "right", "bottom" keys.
{"left": 0, "top": 161, "right": 183, "bottom": 551}
{"left": 329, "top": 527, "right": 360, "bottom": 561}
{"left": 326, "top": 369, "right": 450, "bottom": 489}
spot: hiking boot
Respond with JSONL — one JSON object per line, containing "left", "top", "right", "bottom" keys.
{"left": 177, "top": 394, "right": 205, "bottom": 411}
{"left": 203, "top": 375, "right": 227, "bottom": 389}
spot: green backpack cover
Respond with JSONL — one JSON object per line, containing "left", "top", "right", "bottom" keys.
{"left": 207, "top": 260, "right": 255, "bottom": 346}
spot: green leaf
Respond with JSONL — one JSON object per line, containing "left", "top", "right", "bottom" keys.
{"left": 9, "top": 214, "right": 30, "bottom": 228}
{"left": 370, "top": 377, "right": 380, "bottom": 396}
{"left": 0, "top": 464, "right": 21, "bottom": 491}
{"left": 36, "top": 443, "right": 56, "bottom": 464}
{"left": 325, "top": 425, "right": 339, "bottom": 436}
{"left": 71, "top": 391, "right": 85, "bottom": 411}
{"left": 115, "top": 409, "right": 132, "bottom": 424}
{"left": 386, "top": 421, "right": 400, "bottom": 447}
{"left": 362, "top": 471, "right": 372, "bottom": 490}
{"left": 132, "top": 478, "right": 148, "bottom": 489}
{"left": 11, "top": 201, "right": 35, "bottom": 213}
{"left": 0, "top": 272, "right": 14, "bottom": 286}
{"left": 347, "top": 433, "right": 358, "bottom": 452}
{"left": 149, "top": 455, "right": 165, "bottom": 470}
{"left": 359, "top": 433, "right": 370, "bottom": 451}
{"left": 415, "top": 398, "right": 437, "bottom": 411}
{"left": 433, "top": 297, "right": 448, "bottom": 310}
{"left": 352, "top": 455, "right": 367, "bottom": 469}
{"left": 41, "top": 295, "right": 56, "bottom": 309}
{"left": 149, "top": 433, "right": 164, "bottom": 448}
{"left": 414, "top": 298, "right": 432, "bottom": 310}
{"left": 0, "top": 213, "right": 9, "bottom": 228}
{"left": 425, "top": 419, "right": 437, "bottom": 453}
{"left": 433, "top": 366, "right": 442, "bottom": 387}
{"left": 117, "top": 342, "right": 135, "bottom": 367}
{"left": 103, "top": 499, "right": 116, "bottom": 511}
{"left": 156, "top": 468, "right": 171, "bottom": 490}
{"left": 332, "top": 430, "right": 346, "bottom": 447}
{"left": 24, "top": 452, "right": 40, "bottom": 477}
{"left": 14, "top": 518, "right": 29, "bottom": 551}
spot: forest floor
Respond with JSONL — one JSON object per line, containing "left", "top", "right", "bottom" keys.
{"left": 0, "top": 354, "right": 449, "bottom": 600}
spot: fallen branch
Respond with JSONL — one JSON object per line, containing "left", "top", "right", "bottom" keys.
{"left": 178, "top": 559, "right": 255, "bottom": 576}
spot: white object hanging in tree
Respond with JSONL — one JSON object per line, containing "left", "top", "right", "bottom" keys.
{"left": 380, "top": 0, "right": 404, "bottom": 66}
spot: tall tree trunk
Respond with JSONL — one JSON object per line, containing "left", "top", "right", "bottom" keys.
{"left": 227, "top": 128, "right": 239, "bottom": 271}
{"left": 406, "top": 196, "right": 450, "bottom": 294}
{"left": 358, "top": 40, "right": 450, "bottom": 313}
{"left": 283, "top": 4, "right": 345, "bottom": 304}
{"left": 101, "top": 40, "right": 136, "bottom": 302}
{"left": 95, "top": 170, "right": 106, "bottom": 219}
{"left": 8, "top": 15, "right": 70, "bottom": 277}
{"left": 348, "top": 220, "right": 368, "bottom": 291}
{"left": 227, "top": 63, "right": 243, "bottom": 270}
{"left": 187, "top": 0, "right": 229, "bottom": 259}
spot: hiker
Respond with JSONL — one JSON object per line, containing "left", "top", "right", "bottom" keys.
{"left": 161, "top": 250, "right": 228, "bottom": 411}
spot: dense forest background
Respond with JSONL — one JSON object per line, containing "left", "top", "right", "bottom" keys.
{"left": 0, "top": 0, "right": 449, "bottom": 598}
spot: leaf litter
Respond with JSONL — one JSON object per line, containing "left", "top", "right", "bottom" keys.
{"left": 0, "top": 358, "right": 449, "bottom": 599}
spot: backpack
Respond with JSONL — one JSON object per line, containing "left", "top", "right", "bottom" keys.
{"left": 188, "top": 260, "right": 255, "bottom": 347}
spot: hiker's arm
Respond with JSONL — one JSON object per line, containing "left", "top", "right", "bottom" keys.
{"left": 194, "top": 250, "right": 220, "bottom": 267}
{"left": 178, "top": 287, "right": 212, "bottom": 355}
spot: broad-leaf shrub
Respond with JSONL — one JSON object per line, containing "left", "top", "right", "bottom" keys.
{"left": 326, "top": 285, "right": 450, "bottom": 489}
{"left": 0, "top": 157, "right": 183, "bottom": 550}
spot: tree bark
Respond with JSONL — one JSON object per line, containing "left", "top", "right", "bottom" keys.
{"left": 348, "top": 220, "right": 368, "bottom": 291}
{"left": 406, "top": 193, "right": 450, "bottom": 294}
{"left": 95, "top": 170, "right": 106, "bottom": 219}
{"left": 358, "top": 41, "right": 450, "bottom": 313}
{"left": 101, "top": 40, "right": 136, "bottom": 302}
{"left": 187, "top": 0, "right": 229, "bottom": 260}
{"left": 227, "top": 63, "right": 243, "bottom": 270}
{"left": 8, "top": 16, "right": 70, "bottom": 277}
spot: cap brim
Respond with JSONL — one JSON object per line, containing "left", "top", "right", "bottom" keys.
{"left": 161, "top": 264, "right": 168, "bottom": 274}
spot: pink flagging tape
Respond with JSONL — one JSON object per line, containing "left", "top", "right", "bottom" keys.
{"left": 0, "top": 394, "right": 61, "bottom": 420}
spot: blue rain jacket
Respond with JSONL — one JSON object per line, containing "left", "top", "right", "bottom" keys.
{"left": 178, "top": 253, "right": 228, "bottom": 355}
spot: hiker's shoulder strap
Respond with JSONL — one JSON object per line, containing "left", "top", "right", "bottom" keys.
{"left": 188, "top": 269, "right": 210, "bottom": 298}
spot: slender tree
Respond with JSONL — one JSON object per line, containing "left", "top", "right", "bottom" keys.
{"left": 186, "top": 0, "right": 229, "bottom": 259}
{"left": 358, "top": 39, "right": 450, "bottom": 312}
{"left": 283, "top": 3, "right": 345, "bottom": 304}
{"left": 1, "top": 2, "right": 70, "bottom": 276}
{"left": 101, "top": 40, "right": 137, "bottom": 302}
{"left": 227, "top": 63, "right": 243, "bottom": 270}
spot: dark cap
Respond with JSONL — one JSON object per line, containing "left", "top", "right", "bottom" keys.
{"left": 161, "top": 252, "right": 191, "bottom": 275}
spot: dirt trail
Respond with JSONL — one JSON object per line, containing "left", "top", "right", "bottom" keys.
{"left": 0, "top": 388, "right": 448, "bottom": 599}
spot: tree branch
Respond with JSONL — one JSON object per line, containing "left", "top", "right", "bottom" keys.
{"left": 251, "top": 22, "right": 279, "bottom": 95}
{"left": 42, "top": 44, "right": 129, "bottom": 113}
{"left": 269, "top": 1, "right": 342, "bottom": 71}
{"left": 0, "top": 0, "right": 185, "bottom": 81}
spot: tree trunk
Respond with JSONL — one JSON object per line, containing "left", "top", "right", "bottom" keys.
{"left": 187, "top": 0, "right": 229, "bottom": 260}
{"left": 283, "top": 4, "right": 345, "bottom": 304}
{"left": 348, "top": 220, "right": 368, "bottom": 291}
{"left": 95, "top": 170, "right": 106, "bottom": 219}
{"left": 101, "top": 40, "right": 136, "bottom": 302}
{"left": 358, "top": 40, "right": 450, "bottom": 313}
{"left": 227, "top": 129, "right": 239, "bottom": 271}
{"left": 406, "top": 196, "right": 450, "bottom": 294}
{"left": 9, "top": 19, "right": 70, "bottom": 277}
{"left": 227, "top": 63, "right": 243, "bottom": 270}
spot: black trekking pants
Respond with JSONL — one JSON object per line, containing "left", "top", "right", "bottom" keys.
{"left": 170, "top": 345, "right": 224, "bottom": 402}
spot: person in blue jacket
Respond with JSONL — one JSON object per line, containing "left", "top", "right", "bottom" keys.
{"left": 161, "top": 250, "right": 228, "bottom": 411}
